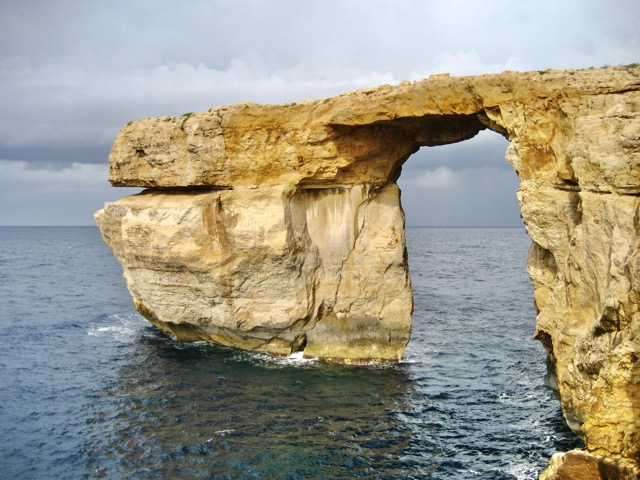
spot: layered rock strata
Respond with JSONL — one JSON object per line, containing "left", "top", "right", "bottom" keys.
{"left": 96, "top": 65, "right": 640, "bottom": 477}
{"left": 98, "top": 183, "right": 411, "bottom": 361}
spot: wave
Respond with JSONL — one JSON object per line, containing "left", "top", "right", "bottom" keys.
{"left": 87, "top": 313, "right": 146, "bottom": 342}
{"left": 500, "top": 462, "right": 540, "bottom": 480}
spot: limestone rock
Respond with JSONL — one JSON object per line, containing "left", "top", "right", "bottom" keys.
{"left": 96, "top": 65, "right": 640, "bottom": 476}
{"left": 95, "top": 184, "right": 412, "bottom": 361}
{"left": 540, "top": 450, "right": 640, "bottom": 480}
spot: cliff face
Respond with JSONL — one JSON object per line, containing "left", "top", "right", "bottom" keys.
{"left": 97, "top": 184, "right": 411, "bottom": 361}
{"left": 96, "top": 65, "right": 640, "bottom": 477}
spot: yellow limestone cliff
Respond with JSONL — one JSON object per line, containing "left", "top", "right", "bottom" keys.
{"left": 96, "top": 65, "right": 640, "bottom": 478}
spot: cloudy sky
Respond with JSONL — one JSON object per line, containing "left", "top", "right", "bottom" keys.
{"left": 1, "top": 1, "right": 638, "bottom": 226}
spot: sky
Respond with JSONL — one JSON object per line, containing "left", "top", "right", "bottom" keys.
{"left": 0, "top": 0, "right": 638, "bottom": 226}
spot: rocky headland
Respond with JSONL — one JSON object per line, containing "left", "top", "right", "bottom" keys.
{"left": 96, "top": 65, "right": 640, "bottom": 478}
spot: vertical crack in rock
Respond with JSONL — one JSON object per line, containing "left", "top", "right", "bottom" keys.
{"left": 95, "top": 65, "right": 640, "bottom": 478}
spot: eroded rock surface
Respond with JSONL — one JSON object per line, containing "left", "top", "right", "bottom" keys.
{"left": 96, "top": 65, "right": 640, "bottom": 477}
{"left": 97, "top": 184, "right": 411, "bottom": 361}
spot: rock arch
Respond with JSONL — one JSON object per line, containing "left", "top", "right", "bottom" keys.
{"left": 96, "top": 66, "right": 640, "bottom": 477}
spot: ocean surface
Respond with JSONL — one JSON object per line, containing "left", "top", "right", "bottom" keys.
{"left": 0, "top": 226, "right": 582, "bottom": 479}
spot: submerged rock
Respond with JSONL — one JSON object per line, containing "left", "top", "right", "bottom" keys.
{"left": 96, "top": 65, "right": 640, "bottom": 477}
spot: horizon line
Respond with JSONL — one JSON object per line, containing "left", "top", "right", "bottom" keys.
{"left": 1, "top": 224, "right": 525, "bottom": 229}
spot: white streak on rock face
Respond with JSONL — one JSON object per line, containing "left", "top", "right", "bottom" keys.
{"left": 292, "top": 186, "right": 367, "bottom": 254}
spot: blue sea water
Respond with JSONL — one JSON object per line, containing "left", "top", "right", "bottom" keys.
{"left": 0, "top": 226, "right": 581, "bottom": 479}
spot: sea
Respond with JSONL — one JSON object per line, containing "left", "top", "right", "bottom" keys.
{"left": 0, "top": 226, "right": 582, "bottom": 479}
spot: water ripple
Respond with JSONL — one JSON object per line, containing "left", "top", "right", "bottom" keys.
{"left": 0, "top": 227, "right": 582, "bottom": 479}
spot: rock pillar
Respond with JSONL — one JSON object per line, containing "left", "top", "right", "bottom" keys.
{"left": 96, "top": 66, "right": 640, "bottom": 477}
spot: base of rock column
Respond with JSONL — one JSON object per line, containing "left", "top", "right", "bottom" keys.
{"left": 540, "top": 450, "right": 640, "bottom": 480}
{"left": 95, "top": 184, "right": 413, "bottom": 363}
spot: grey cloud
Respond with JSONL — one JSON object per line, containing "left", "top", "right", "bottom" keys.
{"left": 397, "top": 133, "right": 520, "bottom": 227}
{"left": 0, "top": 161, "right": 141, "bottom": 225}
{"left": 399, "top": 166, "right": 522, "bottom": 227}
{"left": 0, "top": 0, "right": 638, "bottom": 225}
{"left": 2, "top": 0, "right": 638, "bottom": 164}
{"left": 0, "top": 146, "right": 110, "bottom": 167}
{"left": 3, "top": 1, "right": 638, "bottom": 75}
{"left": 401, "top": 132, "right": 511, "bottom": 174}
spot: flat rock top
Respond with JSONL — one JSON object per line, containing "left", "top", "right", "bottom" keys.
{"left": 107, "top": 65, "right": 640, "bottom": 189}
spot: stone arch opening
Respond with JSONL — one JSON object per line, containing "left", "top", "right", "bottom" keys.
{"left": 397, "top": 129, "right": 515, "bottom": 228}
{"left": 392, "top": 125, "right": 528, "bottom": 349}
{"left": 97, "top": 67, "right": 640, "bottom": 476}
{"left": 391, "top": 125, "right": 552, "bottom": 431}
{"left": 390, "top": 124, "right": 532, "bottom": 362}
